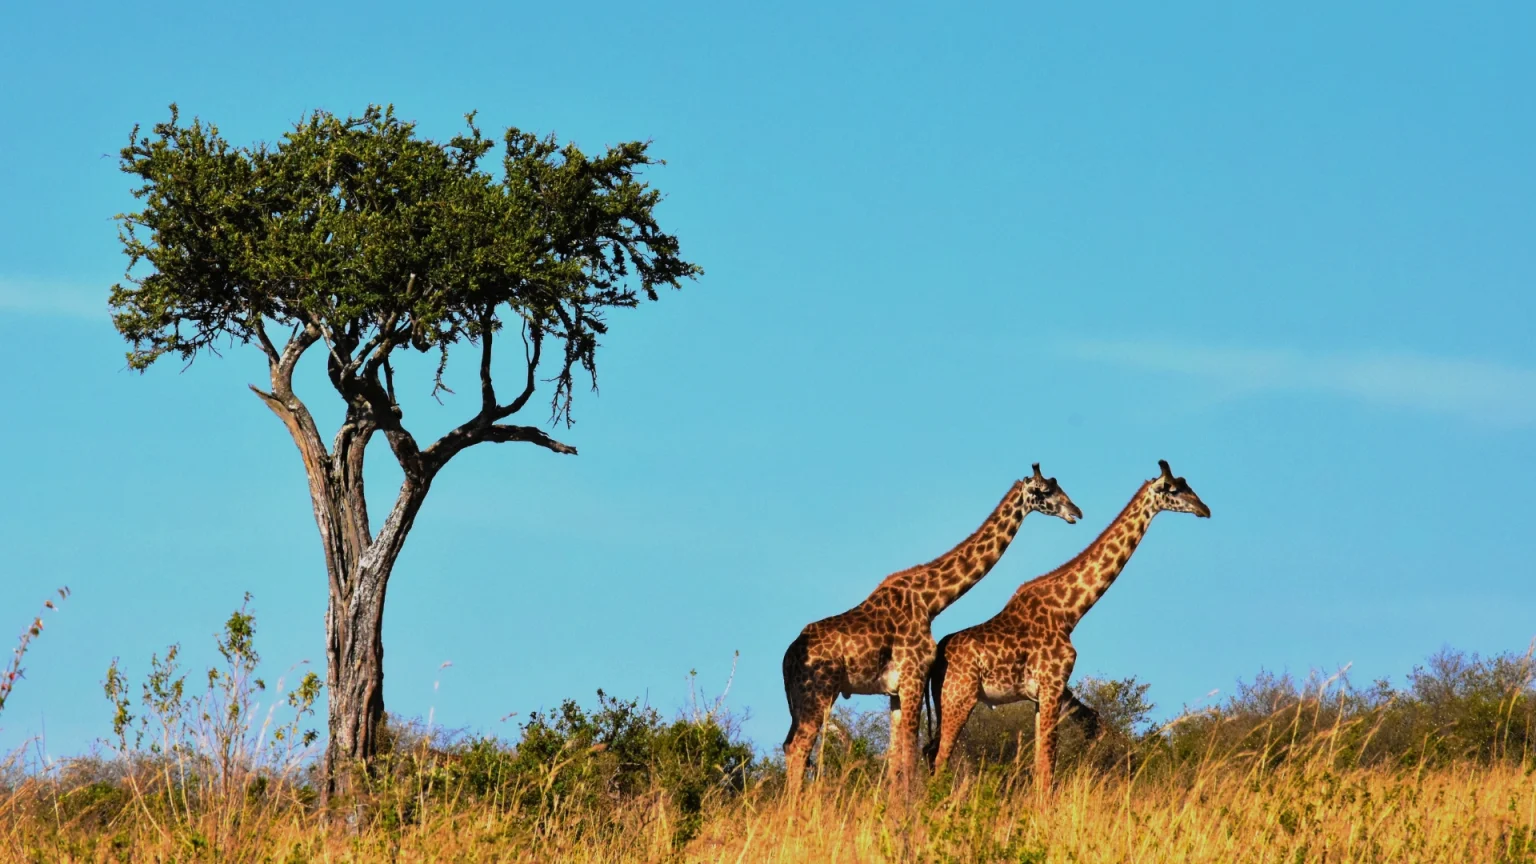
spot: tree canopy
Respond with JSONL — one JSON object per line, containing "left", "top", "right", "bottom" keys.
{"left": 113, "top": 104, "right": 700, "bottom": 448}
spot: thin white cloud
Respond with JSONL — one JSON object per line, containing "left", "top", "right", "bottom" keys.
{"left": 1071, "top": 339, "right": 1536, "bottom": 427}
{"left": 0, "top": 280, "right": 108, "bottom": 319}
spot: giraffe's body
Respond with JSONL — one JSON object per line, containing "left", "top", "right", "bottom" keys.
{"left": 781, "top": 466, "right": 1081, "bottom": 797}
{"left": 925, "top": 460, "right": 1211, "bottom": 793}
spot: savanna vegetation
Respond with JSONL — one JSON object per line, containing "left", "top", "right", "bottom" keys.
{"left": 4, "top": 104, "right": 1530, "bottom": 863}
{"left": 2, "top": 597, "right": 1533, "bottom": 863}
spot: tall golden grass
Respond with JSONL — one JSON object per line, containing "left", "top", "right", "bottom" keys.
{"left": 3, "top": 596, "right": 1532, "bottom": 863}
{"left": 4, "top": 734, "right": 1533, "bottom": 862}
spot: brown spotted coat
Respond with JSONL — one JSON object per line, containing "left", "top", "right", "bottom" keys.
{"left": 781, "top": 465, "right": 1082, "bottom": 797}
{"left": 924, "top": 460, "right": 1211, "bottom": 794}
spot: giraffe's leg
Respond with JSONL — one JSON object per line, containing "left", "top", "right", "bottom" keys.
{"left": 783, "top": 684, "right": 835, "bottom": 799}
{"left": 891, "top": 672, "right": 927, "bottom": 797}
{"left": 887, "top": 694, "right": 904, "bottom": 785}
{"left": 1033, "top": 674, "right": 1066, "bottom": 797}
{"left": 782, "top": 633, "right": 838, "bottom": 801}
{"left": 932, "top": 664, "right": 979, "bottom": 772}
{"left": 1057, "top": 687, "right": 1101, "bottom": 741}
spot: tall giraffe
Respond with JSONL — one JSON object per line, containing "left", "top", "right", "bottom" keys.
{"left": 781, "top": 465, "right": 1082, "bottom": 797}
{"left": 924, "top": 460, "right": 1210, "bottom": 793}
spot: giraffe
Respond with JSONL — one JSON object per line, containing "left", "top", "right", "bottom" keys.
{"left": 780, "top": 464, "right": 1083, "bottom": 798}
{"left": 924, "top": 459, "right": 1210, "bottom": 794}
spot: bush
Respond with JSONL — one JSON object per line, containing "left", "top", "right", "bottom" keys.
{"left": 1142, "top": 648, "right": 1536, "bottom": 776}
{"left": 366, "top": 689, "right": 754, "bottom": 846}
{"left": 919, "top": 648, "right": 1536, "bottom": 785}
{"left": 927, "top": 675, "right": 1154, "bottom": 777}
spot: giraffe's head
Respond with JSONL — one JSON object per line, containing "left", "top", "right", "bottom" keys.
{"left": 1023, "top": 463, "right": 1083, "bottom": 524}
{"left": 1148, "top": 459, "right": 1211, "bottom": 518}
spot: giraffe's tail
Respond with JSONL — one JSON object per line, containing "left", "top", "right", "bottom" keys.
{"left": 924, "top": 632, "right": 955, "bottom": 768}
{"left": 782, "top": 631, "right": 811, "bottom": 750}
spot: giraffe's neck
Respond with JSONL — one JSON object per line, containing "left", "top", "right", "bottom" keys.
{"left": 1024, "top": 482, "right": 1157, "bottom": 630}
{"left": 916, "top": 480, "right": 1027, "bottom": 618}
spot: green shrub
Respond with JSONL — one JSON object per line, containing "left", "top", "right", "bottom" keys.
{"left": 366, "top": 687, "right": 753, "bottom": 844}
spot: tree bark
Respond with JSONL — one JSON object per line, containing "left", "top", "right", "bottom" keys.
{"left": 320, "top": 480, "right": 428, "bottom": 804}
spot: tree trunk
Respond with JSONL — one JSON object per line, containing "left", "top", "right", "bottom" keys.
{"left": 318, "top": 480, "right": 429, "bottom": 806}
{"left": 252, "top": 357, "right": 434, "bottom": 811}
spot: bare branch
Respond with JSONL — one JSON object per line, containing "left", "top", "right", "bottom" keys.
{"left": 315, "top": 321, "right": 352, "bottom": 379}
{"left": 493, "top": 320, "right": 542, "bottom": 421}
{"left": 420, "top": 413, "right": 577, "bottom": 475}
{"left": 480, "top": 424, "right": 578, "bottom": 455}
{"left": 350, "top": 366, "right": 427, "bottom": 482}
{"left": 478, "top": 310, "right": 496, "bottom": 415}
{"left": 264, "top": 324, "right": 321, "bottom": 398}
{"left": 252, "top": 319, "right": 281, "bottom": 366}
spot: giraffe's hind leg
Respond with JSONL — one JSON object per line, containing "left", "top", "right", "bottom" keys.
{"left": 783, "top": 685, "right": 835, "bottom": 796}
{"left": 782, "top": 636, "right": 839, "bottom": 798}
{"left": 932, "top": 662, "right": 980, "bottom": 772}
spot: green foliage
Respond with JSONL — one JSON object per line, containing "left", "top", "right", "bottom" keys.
{"left": 819, "top": 705, "right": 892, "bottom": 787}
{"left": 99, "top": 594, "right": 322, "bottom": 813}
{"left": 921, "top": 772, "right": 1049, "bottom": 864}
{"left": 1145, "top": 648, "right": 1536, "bottom": 775}
{"left": 111, "top": 103, "right": 700, "bottom": 423}
{"left": 372, "top": 688, "right": 753, "bottom": 840}
{"left": 50, "top": 778, "right": 131, "bottom": 831}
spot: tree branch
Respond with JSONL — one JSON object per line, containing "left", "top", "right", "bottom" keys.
{"left": 478, "top": 309, "right": 496, "bottom": 415}
{"left": 252, "top": 319, "right": 282, "bottom": 367}
{"left": 420, "top": 416, "right": 577, "bottom": 475}
{"left": 480, "top": 424, "right": 578, "bottom": 455}
{"left": 247, "top": 323, "right": 361, "bottom": 598}
{"left": 357, "top": 273, "right": 418, "bottom": 381}
{"left": 257, "top": 323, "right": 321, "bottom": 403}
{"left": 492, "top": 320, "right": 541, "bottom": 421}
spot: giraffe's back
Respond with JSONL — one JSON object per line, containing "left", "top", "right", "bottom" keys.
{"left": 797, "top": 599, "right": 934, "bottom": 697}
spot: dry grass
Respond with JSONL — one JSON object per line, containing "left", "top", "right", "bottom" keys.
{"left": 5, "top": 602, "right": 1531, "bottom": 862}
{"left": 3, "top": 753, "right": 1533, "bottom": 863}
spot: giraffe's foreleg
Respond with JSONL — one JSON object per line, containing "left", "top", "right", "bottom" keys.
{"left": 1032, "top": 674, "right": 1066, "bottom": 797}
{"left": 891, "top": 672, "right": 927, "bottom": 797}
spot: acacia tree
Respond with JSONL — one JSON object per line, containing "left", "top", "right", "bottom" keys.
{"left": 111, "top": 105, "right": 700, "bottom": 799}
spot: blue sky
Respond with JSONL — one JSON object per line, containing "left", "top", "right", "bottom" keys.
{"left": 2, "top": 2, "right": 1533, "bottom": 759}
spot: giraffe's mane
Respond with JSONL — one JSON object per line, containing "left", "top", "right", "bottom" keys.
{"left": 868, "top": 478, "right": 1025, "bottom": 594}
{"left": 1017, "top": 479, "right": 1154, "bottom": 592}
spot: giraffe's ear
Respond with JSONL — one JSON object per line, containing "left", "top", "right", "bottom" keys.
{"left": 1158, "top": 460, "right": 1173, "bottom": 480}
{"left": 1032, "top": 463, "right": 1043, "bottom": 479}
